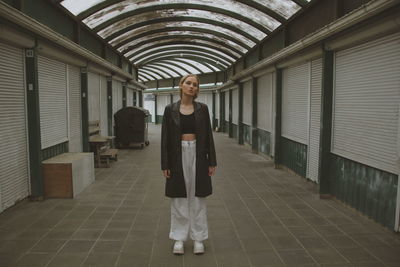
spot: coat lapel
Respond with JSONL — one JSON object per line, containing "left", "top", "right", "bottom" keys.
{"left": 171, "top": 100, "right": 181, "bottom": 129}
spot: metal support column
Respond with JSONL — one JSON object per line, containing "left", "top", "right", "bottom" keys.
{"left": 80, "top": 67, "right": 89, "bottom": 152}
{"left": 107, "top": 77, "right": 113, "bottom": 136}
{"left": 252, "top": 77, "right": 258, "bottom": 153}
{"left": 274, "top": 69, "right": 283, "bottom": 167}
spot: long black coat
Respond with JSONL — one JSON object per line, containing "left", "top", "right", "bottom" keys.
{"left": 161, "top": 100, "right": 217, "bottom": 198}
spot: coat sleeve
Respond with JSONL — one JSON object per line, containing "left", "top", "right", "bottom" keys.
{"left": 205, "top": 105, "right": 217, "bottom": 167}
{"left": 161, "top": 105, "right": 170, "bottom": 170}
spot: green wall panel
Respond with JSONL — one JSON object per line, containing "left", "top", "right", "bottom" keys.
{"left": 41, "top": 142, "right": 68, "bottom": 161}
{"left": 106, "top": 46, "right": 119, "bottom": 66}
{"left": 80, "top": 27, "right": 103, "bottom": 57}
{"left": 261, "top": 30, "right": 285, "bottom": 59}
{"left": 2, "top": 0, "right": 14, "bottom": 6}
{"left": 243, "top": 124, "right": 251, "bottom": 145}
{"left": 156, "top": 115, "right": 163, "bottom": 124}
{"left": 281, "top": 137, "right": 307, "bottom": 177}
{"left": 257, "top": 129, "right": 271, "bottom": 157}
{"left": 23, "top": 0, "right": 74, "bottom": 40}
{"left": 245, "top": 49, "right": 259, "bottom": 68}
{"left": 224, "top": 121, "right": 229, "bottom": 134}
{"left": 232, "top": 124, "right": 238, "bottom": 140}
{"left": 330, "top": 154, "right": 398, "bottom": 230}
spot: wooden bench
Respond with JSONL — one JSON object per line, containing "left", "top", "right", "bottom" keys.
{"left": 88, "top": 120, "right": 100, "bottom": 136}
{"left": 100, "top": 148, "right": 119, "bottom": 168}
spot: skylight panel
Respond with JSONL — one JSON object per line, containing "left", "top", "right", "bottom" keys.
{"left": 61, "top": 0, "right": 104, "bottom": 16}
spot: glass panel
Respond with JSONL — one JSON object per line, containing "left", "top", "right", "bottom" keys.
{"left": 84, "top": 0, "right": 280, "bottom": 32}
{"left": 140, "top": 70, "right": 164, "bottom": 80}
{"left": 108, "top": 21, "right": 255, "bottom": 48}
{"left": 252, "top": 0, "right": 301, "bottom": 19}
{"left": 155, "top": 59, "right": 202, "bottom": 74}
{"left": 61, "top": 0, "right": 104, "bottom": 16}
{"left": 145, "top": 64, "right": 180, "bottom": 77}
{"left": 138, "top": 72, "right": 151, "bottom": 81}
{"left": 98, "top": 9, "right": 266, "bottom": 41}
{"left": 131, "top": 44, "right": 236, "bottom": 62}
{"left": 118, "top": 31, "right": 248, "bottom": 54}
{"left": 125, "top": 39, "right": 242, "bottom": 59}
{"left": 168, "top": 58, "right": 216, "bottom": 72}
{"left": 142, "top": 53, "right": 228, "bottom": 69}
{"left": 137, "top": 50, "right": 231, "bottom": 66}
{"left": 147, "top": 62, "right": 187, "bottom": 76}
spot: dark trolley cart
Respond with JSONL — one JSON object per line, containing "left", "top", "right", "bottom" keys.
{"left": 114, "top": 107, "right": 150, "bottom": 149}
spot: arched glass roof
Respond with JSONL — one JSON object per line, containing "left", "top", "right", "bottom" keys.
{"left": 59, "top": 0, "right": 313, "bottom": 82}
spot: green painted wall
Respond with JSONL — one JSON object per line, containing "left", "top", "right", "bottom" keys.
{"left": 257, "top": 129, "right": 271, "bottom": 157}
{"left": 232, "top": 124, "right": 238, "bottom": 139}
{"left": 156, "top": 115, "right": 163, "bottom": 124}
{"left": 80, "top": 27, "right": 103, "bottom": 57}
{"left": 2, "top": 0, "right": 13, "bottom": 6}
{"left": 261, "top": 30, "right": 285, "bottom": 59}
{"left": 41, "top": 142, "right": 68, "bottom": 161}
{"left": 330, "top": 154, "right": 398, "bottom": 230}
{"left": 245, "top": 49, "right": 259, "bottom": 68}
{"left": 106, "top": 46, "right": 119, "bottom": 66}
{"left": 281, "top": 137, "right": 307, "bottom": 178}
{"left": 243, "top": 124, "right": 251, "bottom": 145}
{"left": 224, "top": 121, "right": 229, "bottom": 134}
{"left": 22, "top": 0, "right": 74, "bottom": 40}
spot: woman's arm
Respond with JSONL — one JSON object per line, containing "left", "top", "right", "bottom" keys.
{"left": 204, "top": 105, "right": 217, "bottom": 167}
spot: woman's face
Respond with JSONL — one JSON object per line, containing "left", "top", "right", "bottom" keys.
{"left": 180, "top": 76, "right": 199, "bottom": 98}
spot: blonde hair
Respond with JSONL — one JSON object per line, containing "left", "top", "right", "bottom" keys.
{"left": 179, "top": 74, "right": 200, "bottom": 99}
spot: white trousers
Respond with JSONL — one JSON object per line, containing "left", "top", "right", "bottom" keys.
{"left": 169, "top": 140, "right": 208, "bottom": 242}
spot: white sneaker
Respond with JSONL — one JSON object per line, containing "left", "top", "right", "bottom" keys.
{"left": 193, "top": 241, "right": 205, "bottom": 254}
{"left": 173, "top": 240, "right": 184, "bottom": 255}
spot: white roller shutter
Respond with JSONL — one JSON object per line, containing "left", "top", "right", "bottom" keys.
{"left": 100, "top": 75, "right": 108, "bottom": 136}
{"left": 232, "top": 89, "right": 239, "bottom": 124}
{"left": 225, "top": 90, "right": 230, "bottom": 123}
{"left": 257, "top": 72, "right": 273, "bottom": 131}
{"left": 215, "top": 92, "right": 220, "bottom": 120}
{"left": 113, "top": 80, "right": 123, "bottom": 113}
{"left": 0, "top": 43, "right": 29, "bottom": 212}
{"left": 173, "top": 93, "right": 180, "bottom": 102}
{"left": 144, "top": 93, "right": 155, "bottom": 122}
{"left": 243, "top": 80, "right": 252, "bottom": 125}
{"left": 332, "top": 33, "right": 400, "bottom": 174}
{"left": 88, "top": 72, "right": 100, "bottom": 122}
{"left": 157, "top": 95, "right": 168, "bottom": 115}
{"left": 68, "top": 65, "right": 82, "bottom": 152}
{"left": 282, "top": 62, "right": 310, "bottom": 144}
{"left": 127, "top": 88, "right": 133, "bottom": 106}
{"left": 307, "top": 58, "right": 322, "bottom": 182}
{"left": 38, "top": 55, "right": 68, "bottom": 148}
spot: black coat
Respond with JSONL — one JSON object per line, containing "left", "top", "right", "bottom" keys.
{"left": 161, "top": 100, "right": 217, "bottom": 198}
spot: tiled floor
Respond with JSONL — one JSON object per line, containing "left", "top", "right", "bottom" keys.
{"left": 1, "top": 124, "right": 400, "bottom": 266}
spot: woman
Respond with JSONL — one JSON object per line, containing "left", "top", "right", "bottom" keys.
{"left": 161, "top": 74, "right": 217, "bottom": 255}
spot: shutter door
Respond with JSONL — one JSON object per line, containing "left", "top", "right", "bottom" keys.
{"left": 38, "top": 55, "right": 68, "bottom": 148}
{"left": 68, "top": 65, "right": 82, "bottom": 152}
{"left": 144, "top": 94, "right": 155, "bottom": 122}
{"left": 0, "top": 43, "right": 29, "bottom": 211}
{"left": 127, "top": 89, "right": 133, "bottom": 106}
{"left": 157, "top": 95, "right": 168, "bottom": 115}
{"left": 232, "top": 89, "right": 238, "bottom": 124}
{"left": 257, "top": 72, "right": 273, "bottom": 131}
{"left": 282, "top": 62, "right": 310, "bottom": 144}
{"left": 333, "top": 33, "right": 400, "bottom": 174}
{"left": 225, "top": 90, "right": 230, "bottom": 123}
{"left": 307, "top": 58, "right": 322, "bottom": 182}
{"left": 100, "top": 75, "right": 108, "bottom": 135}
{"left": 243, "top": 80, "right": 252, "bottom": 125}
{"left": 88, "top": 72, "right": 100, "bottom": 122}
{"left": 215, "top": 92, "right": 220, "bottom": 120}
{"left": 173, "top": 93, "right": 180, "bottom": 102}
{"left": 113, "top": 80, "right": 123, "bottom": 113}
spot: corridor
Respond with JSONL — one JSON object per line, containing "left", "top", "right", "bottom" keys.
{"left": 0, "top": 124, "right": 400, "bottom": 267}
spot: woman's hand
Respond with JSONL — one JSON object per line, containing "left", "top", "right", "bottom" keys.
{"left": 208, "top": 166, "right": 216, "bottom": 176}
{"left": 163, "top": 169, "right": 171, "bottom": 178}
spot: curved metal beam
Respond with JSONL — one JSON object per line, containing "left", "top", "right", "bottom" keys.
{"left": 139, "top": 69, "right": 160, "bottom": 81}
{"left": 114, "top": 26, "right": 252, "bottom": 51}
{"left": 142, "top": 66, "right": 172, "bottom": 79}
{"left": 146, "top": 63, "right": 184, "bottom": 77}
{"left": 137, "top": 51, "right": 231, "bottom": 67}
{"left": 128, "top": 41, "right": 241, "bottom": 61}
{"left": 91, "top": 4, "right": 271, "bottom": 35}
{"left": 138, "top": 74, "right": 149, "bottom": 83}
{"left": 134, "top": 47, "right": 234, "bottom": 65}
{"left": 104, "top": 16, "right": 259, "bottom": 44}
{"left": 145, "top": 56, "right": 225, "bottom": 71}
{"left": 121, "top": 35, "right": 244, "bottom": 57}
{"left": 157, "top": 59, "right": 206, "bottom": 75}
{"left": 236, "top": 0, "right": 286, "bottom": 22}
